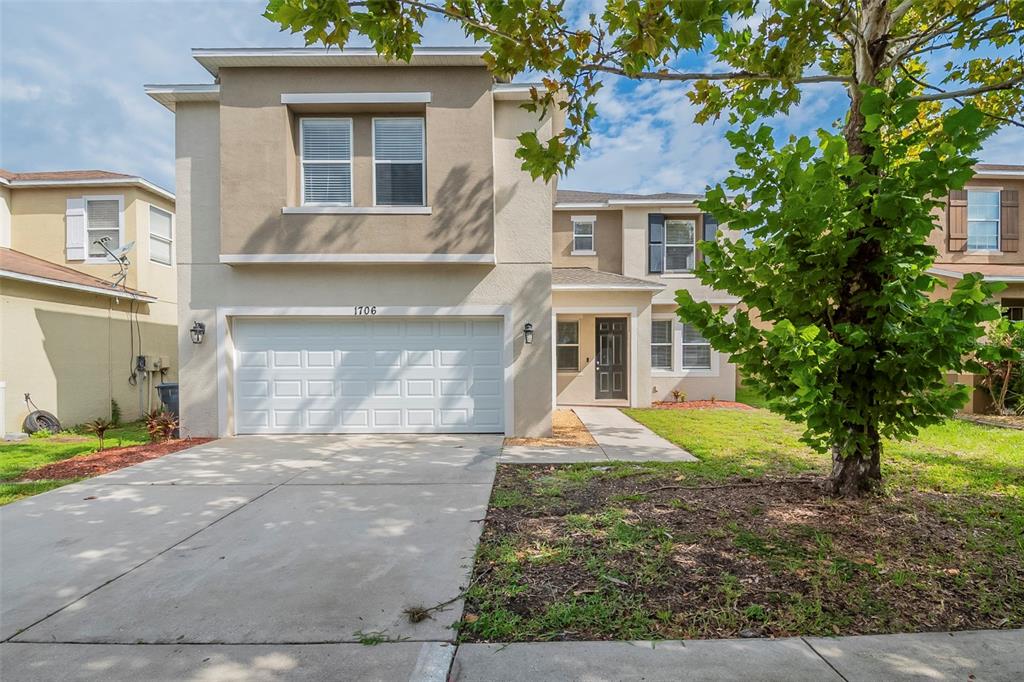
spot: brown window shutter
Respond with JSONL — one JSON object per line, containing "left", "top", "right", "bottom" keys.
{"left": 1001, "top": 189, "right": 1019, "bottom": 252}
{"left": 947, "top": 190, "right": 968, "bottom": 252}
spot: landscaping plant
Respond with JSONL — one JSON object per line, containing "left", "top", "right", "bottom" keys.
{"left": 265, "top": 0, "right": 1023, "bottom": 496}
{"left": 977, "top": 319, "right": 1024, "bottom": 414}
{"left": 145, "top": 409, "right": 179, "bottom": 443}
{"left": 110, "top": 399, "right": 122, "bottom": 427}
{"left": 83, "top": 418, "right": 114, "bottom": 451}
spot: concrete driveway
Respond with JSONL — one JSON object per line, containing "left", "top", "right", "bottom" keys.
{"left": 0, "top": 434, "right": 500, "bottom": 681}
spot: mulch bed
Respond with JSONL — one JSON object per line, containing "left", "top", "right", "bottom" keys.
{"left": 504, "top": 409, "right": 599, "bottom": 447}
{"left": 653, "top": 400, "right": 753, "bottom": 410}
{"left": 957, "top": 414, "right": 1024, "bottom": 430}
{"left": 16, "top": 438, "right": 215, "bottom": 481}
{"left": 462, "top": 464, "right": 1023, "bottom": 641}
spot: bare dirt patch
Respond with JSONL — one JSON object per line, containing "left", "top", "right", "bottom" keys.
{"left": 17, "top": 438, "right": 214, "bottom": 481}
{"left": 652, "top": 400, "right": 753, "bottom": 410}
{"left": 461, "top": 463, "right": 1024, "bottom": 642}
{"left": 504, "top": 409, "right": 598, "bottom": 447}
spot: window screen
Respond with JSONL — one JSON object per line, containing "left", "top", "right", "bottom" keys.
{"left": 967, "top": 190, "right": 1000, "bottom": 251}
{"left": 665, "top": 219, "right": 696, "bottom": 272}
{"left": 556, "top": 321, "right": 580, "bottom": 371}
{"left": 150, "top": 207, "right": 172, "bottom": 265}
{"left": 374, "top": 118, "right": 425, "bottom": 206}
{"left": 86, "top": 199, "right": 120, "bottom": 257}
{"left": 681, "top": 323, "right": 712, "bottom": 369}
{"left": 651, "top": 320, "right": 673, "bottom": 370}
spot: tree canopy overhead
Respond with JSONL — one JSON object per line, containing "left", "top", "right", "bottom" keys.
{"left": 266, "top": 0, "right": 1024, "bottom": 496}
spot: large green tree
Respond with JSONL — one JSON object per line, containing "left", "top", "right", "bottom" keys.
{"left": 266, "top": 0, "right": 1024, "bottom": 496}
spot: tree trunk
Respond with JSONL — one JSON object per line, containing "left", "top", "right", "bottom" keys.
{"left": 826, "top": 425, "right": 882, "bottom": 497}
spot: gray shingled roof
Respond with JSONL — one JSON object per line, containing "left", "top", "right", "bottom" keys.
{"left": 556, "top": 189, "right": 702, "bottom": 204}
{"left": 552, "top": 268, "right": 665, "bottom": 290}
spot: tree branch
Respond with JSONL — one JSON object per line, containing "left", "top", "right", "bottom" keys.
{"left": 901, "top": 67, "right": 1024, "bottom": 128}
{"left": 909, "top": 75, "right": 1024, "bottom": 101}
{"left": 580, "top": 63, "right": 852, "bottom": 84}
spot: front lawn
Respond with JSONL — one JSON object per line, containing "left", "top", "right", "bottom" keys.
{"left": 461, "top": 409, "right": 1024, "bottom": 641}
{"left": 0, "top": 422, "right": 148, "bottom": 505}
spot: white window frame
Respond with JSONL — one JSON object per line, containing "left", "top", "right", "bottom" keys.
{"left": 1003, "top": 302, "right": 1024, "bottom": 322}
{"left": 664, "top": 219, "right": 697, "bottom": 273}
{"left": 556, "top": 319, "right": 580, "bottom": 373}
{"left": 372, "top": 116, "right": 426, "bottom": 207}
{"left": 84, "top": 195, "right": 125, "bottom": 263}
{"left": 651, "top": 319, "right": 673, "bottom": 370}
{"left": 651, "top": 314, "right": 719, "bottom": 377}
{"left": 571, "top": 215, "right": 596, "bottom": 255}
{"left": 681, "top": 322, "right": 713, "bottom": 371}
{"left": 148, "top": 205, "right": 173, "bottom": 266}
{"left": 300, "top": 117, "right": 354, "bottom": 207}
{"left": 966, "top": 188, "right": 1001, "bottom": 253}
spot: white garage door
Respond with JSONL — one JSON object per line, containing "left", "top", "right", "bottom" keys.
{"left": 232, "top": 317, "right": 505, "bottom": 434}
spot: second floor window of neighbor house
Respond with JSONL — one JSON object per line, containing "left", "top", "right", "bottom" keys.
{"left": 666, "top": 219, "right": 697, "bottom": 272}
{"left": 86, "top": 198, "right": 120, "bottom": 258}
{"left": 374, "top": 118, "right": 425, "bottom": 206}
{"left": 572, "top": 216, "right": 596, "bottom": 254}
{"left": 967, "top": 189, "right": 1000, "bottom": 251}
{"left": 301, "top": 118, "right": 353, "bottom": 205}
{"left": 150, "top": 206, "right": 173, "bottom": 265}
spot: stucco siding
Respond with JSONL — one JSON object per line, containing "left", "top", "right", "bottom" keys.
{"left": 218, "top": 66, "right": 496, "bottom": 257}
{"left": 552, "top": 209, "right": 623, "bottom": 272}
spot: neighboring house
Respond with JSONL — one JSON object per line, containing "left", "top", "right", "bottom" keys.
{"left": 0, "top": 170, "right": 177, "bottom": 435}
{"left": 927, "top": 163, "right": 1023, "bottom": 412}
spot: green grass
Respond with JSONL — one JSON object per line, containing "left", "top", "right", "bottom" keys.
{"left": 735, "top": 384, "right": 770, "bottom": 408}
{"left": 0, "top": 421, "right": 148, "bottom": 505}
{"left": 462, "top": 408, "right": 1024, "bottom": 641}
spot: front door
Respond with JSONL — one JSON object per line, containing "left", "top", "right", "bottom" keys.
{"left": 595, "top": 318, "right": 627, "bottom": 400}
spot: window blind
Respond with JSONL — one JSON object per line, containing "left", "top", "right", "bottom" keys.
{"left": 374, "top": 118, "right": 425, "bottom": 206}
{"left": 301, "top": 118, "right": 352, "bottom": 204}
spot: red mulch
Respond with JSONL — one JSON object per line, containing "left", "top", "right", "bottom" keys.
{"left": 653, "top": 400, "right": 753, "bottom": 410}
{"left": 17, "top": 438, "right": 215, "bottom": 481}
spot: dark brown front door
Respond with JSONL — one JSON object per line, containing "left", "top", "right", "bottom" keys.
{"left": 595, "top": 318, "right": 627, "bottom": 400}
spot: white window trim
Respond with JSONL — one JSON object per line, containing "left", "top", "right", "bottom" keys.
{"left": 650, "top": 319, "right": 673, "bottom": 371}
{"left": 571, "top": 215, "right": 597, "bottom": 256}
{"left": 149, "top": 205, "right": 174, "bottom": 267}
{"left": 556, "top": 319, "right": 581, "bottom": 373}
{"left": 965, "top": 187, "right": 1001, "bottom": 253}
{"left": 372, "top": 116, "right": 426, "bottom": 208}
{"left": 664, "top": 218, "right": 697, "bottom": 273}
{"left": 650, "top": 314, "right": 719, "bottom": 378}
{"left": 300, "top": 117, "right": 354, "bottom": 207}
{"left": 84, "top": 195, "right": 125, "bottom": 263}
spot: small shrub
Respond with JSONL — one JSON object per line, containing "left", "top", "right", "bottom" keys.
{"left": 29, "top": 428, "right": 53, "bottom": 439}
{"left": 110, "top": 399, "right": 122, "bottom": 426}
{"left": 146, "top": 409, "right": 178, "bottom": 442}
{"left": 84, "top": 418, "right": 114, "bottom": 450}
{"left": 671, "top": 389, "right": 686, "bottom": 403}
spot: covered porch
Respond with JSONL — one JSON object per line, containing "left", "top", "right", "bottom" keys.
{"left": 551, "top": 268, "right": 661, "bottom": 408}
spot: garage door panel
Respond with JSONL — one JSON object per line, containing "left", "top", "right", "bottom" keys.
{"left": 233, "top": 317, "right": 505, "bottom": 434}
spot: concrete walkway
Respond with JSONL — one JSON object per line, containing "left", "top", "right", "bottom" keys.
{"left": 0, "top": 434, "right": 501, "bottom": 681}
{"left": 452, "top": 630, "right": 1024, "bottom": 681}
{"left": 574, "top": 406, "right": 698, "bottom": 461}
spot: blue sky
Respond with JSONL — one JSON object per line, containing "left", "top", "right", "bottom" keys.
{"left": 2, "top": 0, "right": 1021, "bottom": 196}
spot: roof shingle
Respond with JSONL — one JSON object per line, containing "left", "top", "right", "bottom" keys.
{"left": 0, "top": 247, "right": 153, "bottom": 300}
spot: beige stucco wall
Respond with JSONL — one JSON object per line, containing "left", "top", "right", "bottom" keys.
{"left": 553, "top": 290, "right": 652, "bottom": 407}
{"left": 649, "top": 303, "right": 737, "bottom": 403}
{"left": 175, "top": 93, "right": 555, "bottom": 437}
{"left": 1, "top": 279, "right": 177, "bottom": 432}
{"left": 552, "top": 209, "right": 623, "bottom": 272}
{"left": 218, "top": 66, "right": 496, "bottom": 256}
{"left": 929, "top": 176, "right": 1024, "bottom": 266}
{"left": 0, "top": 184, "right": 10, "bottom": 248}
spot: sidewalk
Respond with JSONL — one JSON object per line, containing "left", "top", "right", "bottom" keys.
{"left": 574, "top": 406, "right": 698, "bottom": 461}
{"left": 452, "top": 629, "right": 1024, "bottom": 681}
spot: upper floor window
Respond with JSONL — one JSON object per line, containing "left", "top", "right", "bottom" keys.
{"left": 967, "top": 190, "right": 1000, "bottom": 251}
{"left": 556, "top": 320, "right": 580, "bottom": 372}
{"left": 374, "top": 117, "right": 425, "bottom": 206}
{"left": 681, "top": 323, "right": 712, "bottom": 370}
{"left": 651, "top": 320, "right": 673, "bottom": 370}
{"left": 572, "top": 216, "right": 596, "bottom": 254}
{"left": 301, "top": 118, "right": 353, "bottom": 205}
{"left": 149, "top": 206, "right": 173, "bottom": 265}
{"left": 665, "top": 219, "right": 696, "bottom": 272}
{"left": 85, "top": 197, "right": 121, "bottom": 258}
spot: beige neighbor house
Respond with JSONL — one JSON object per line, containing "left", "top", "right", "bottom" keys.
{"left": 146, "top": 47, "right": 743, "bottom": 438}
{"left": 0, "top": 170, "right": 177, "bottom": 435}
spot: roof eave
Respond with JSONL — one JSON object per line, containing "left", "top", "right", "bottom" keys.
{"left": 0, "top": 270, "right": 159, "bottom": 302}
{"left": 192, "top": 46, "right": 489, "bottom": 76}
{"left": 552, "top": 284, "right": 666, "bottom": 292}
{"left": 5, "top": 176, "right": 174, "bottom": 202}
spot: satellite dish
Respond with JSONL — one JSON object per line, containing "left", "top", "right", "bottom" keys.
{"left": 113, "top": 241, "right": 135, "bottom": 258}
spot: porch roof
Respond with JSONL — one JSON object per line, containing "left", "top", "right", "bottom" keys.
{"left": 552, "top": 268, "right": 665, "bottom": 291}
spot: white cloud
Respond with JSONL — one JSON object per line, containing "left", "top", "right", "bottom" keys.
{"left": 0, "top": 76, "right": 43, "bottom": 102}
{"left": 980, "top": 125, "right": 1024, "bottom": 164}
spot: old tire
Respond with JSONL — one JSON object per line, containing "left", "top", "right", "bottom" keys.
{"left": 23, "top": 410, "right": 61, "bottom": 434}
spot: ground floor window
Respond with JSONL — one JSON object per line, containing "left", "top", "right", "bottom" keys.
{"left": 651, "top": 320, "right": 673, "bottom": 370}
{"left": 1003, "top": 298, "right": 1024, "bottom": 322}
{"left": 681, "top": 323, "right": 712, "bottom": 369}
{"left": 556, "top": 321, "right": 580, "bottom": 371}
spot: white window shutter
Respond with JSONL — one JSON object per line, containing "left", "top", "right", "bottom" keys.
{"left": 66, "top": 197, "right": 86, "bottom": 260}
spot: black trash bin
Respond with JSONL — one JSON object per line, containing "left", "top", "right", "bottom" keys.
{"left": 156, "top": 382, "right": 179, "bottom": 418}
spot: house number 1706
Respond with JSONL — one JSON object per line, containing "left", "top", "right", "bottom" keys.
{"left": 354, "top": 306, "right": 377, "bottom": 316}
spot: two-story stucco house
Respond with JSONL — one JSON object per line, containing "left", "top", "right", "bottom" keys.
{"left": 147, "top": 47, "right": 742, "bottom": 438}
{"left": 0, "top": 170, "right": 177, "bottom": 435}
